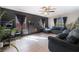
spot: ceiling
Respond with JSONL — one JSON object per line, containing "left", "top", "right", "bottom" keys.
{"left": 1, "top": 6, "right": 79, "bottom": 17}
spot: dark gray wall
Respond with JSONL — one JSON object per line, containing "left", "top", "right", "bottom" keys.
{"left": 0, "top": 7, "right": 48, "bottom": 34}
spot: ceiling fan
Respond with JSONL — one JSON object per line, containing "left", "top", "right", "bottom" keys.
{"left": 40, "top": 6, "right": 56, "bottom": 15}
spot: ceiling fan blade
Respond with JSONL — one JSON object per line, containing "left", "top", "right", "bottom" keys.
{"left": 48, "top": 11, "right": 55, "bottom": 12}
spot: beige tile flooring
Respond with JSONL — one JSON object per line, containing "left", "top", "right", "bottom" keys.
{"left": 3, "top": 33, "right": 56, "bottom": 52}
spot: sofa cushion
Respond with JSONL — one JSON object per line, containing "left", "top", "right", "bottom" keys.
{"left": 66, "top": 29, "right": 79, "bottom": 44}
{"left": 66, "top": 36, "right": 78, "bottom": 44}
{"left": 52, "top": 26, "right": 65, "bottom": 30}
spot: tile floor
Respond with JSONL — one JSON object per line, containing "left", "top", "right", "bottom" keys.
{"left": 3, "top": 33, "right": 56, "bottom": 52}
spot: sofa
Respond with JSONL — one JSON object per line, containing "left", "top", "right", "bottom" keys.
{"left": 48, "top": 29, "right": 79, "bottom": 52}
{"left": 51, "top": 26, "right": 66, "bottom": 34}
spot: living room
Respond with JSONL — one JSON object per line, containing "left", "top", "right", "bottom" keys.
{"left": 0, "top": 6, "right": 79, "bottom": 52}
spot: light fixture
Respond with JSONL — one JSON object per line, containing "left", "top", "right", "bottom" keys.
{"left": 44, "top": 12, "right": 48, "bottom": 15}
{"left": 40, "top": 6, "right": 56, "bottom": 15}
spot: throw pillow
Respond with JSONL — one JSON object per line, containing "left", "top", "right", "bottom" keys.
{"left": 56, "top": 33, "right": 68, "bottom": 39}
{"left": 56, "top": 29, "right": 70, "bottom": 39}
